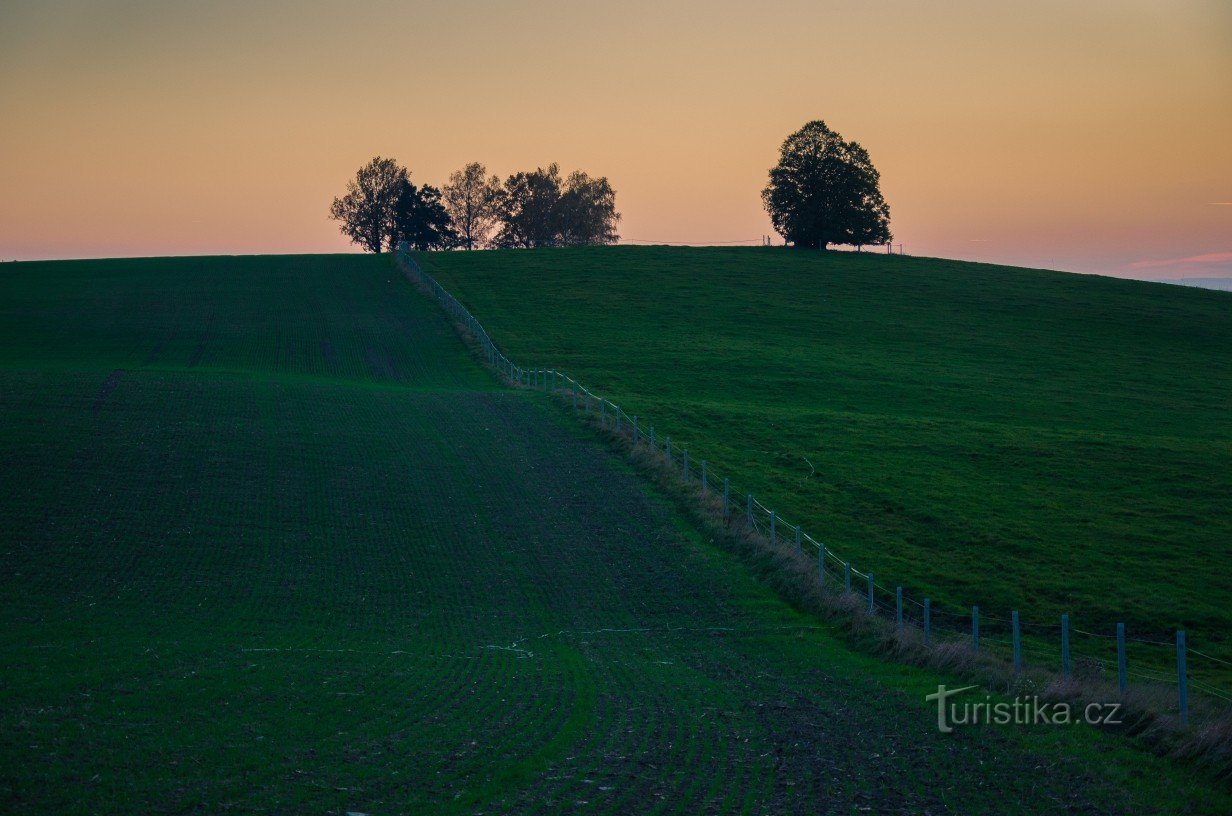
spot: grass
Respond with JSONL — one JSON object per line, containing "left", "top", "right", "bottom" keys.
{"left": 1, "top": 253, "right": 1230, "bottom": 812}
{"left": 418, "top": 246, "right": 1232, "bottom": 692}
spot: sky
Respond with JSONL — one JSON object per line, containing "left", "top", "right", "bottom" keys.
{"left": 1, "top": 0, "right": 1229, "bottom": 279}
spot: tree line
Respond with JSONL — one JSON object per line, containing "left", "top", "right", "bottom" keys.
{"left": 330, "top": 157, "right": 620, "bottom": 253}
{"left": 331, "top": 120, "right": 892, "bottom": 253}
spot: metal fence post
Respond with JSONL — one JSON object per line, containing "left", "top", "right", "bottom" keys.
{"left": 924, "top": 598, "right": 931, "bottom": 646}
{"left": 896, "top": 587, "right": 903, "bottom": 630}
{"left": 1062, "top": 614, "right": 1070, "bottom": 677}
{"left": 867, "top": 573, "right": 875, "bottom": 613}
{"left": 972, "top": 606, "right": 980, "bottom": 652}
{"left": 1012, "top": 611, "right": 1021, "bottom": 671}
{"left": 1117, "top": 623, "right": 1127, "bottom": 693}
{"left": 1178, "top": 630, "right": 1189, "bottom": 725}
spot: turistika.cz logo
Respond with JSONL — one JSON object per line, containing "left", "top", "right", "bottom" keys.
{"left": 925, "top": 684, "right": 1123, "bottom": 733}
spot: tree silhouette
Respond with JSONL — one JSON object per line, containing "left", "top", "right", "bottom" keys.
{"left": 762, "top": 121, "right": 891, "bottom": 250}
{"left": 493, "top": 164, "right": 620, "bottom": 248}
{"left": 330, "top": 157, "right": 455, "bottom": 252}
{"left": 442, "top": 163, "right": 501, "bottom": 251}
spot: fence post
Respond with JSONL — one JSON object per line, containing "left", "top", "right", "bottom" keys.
{"left": 867, "top": 573, "right": 875, "bottom": 613}
{"left": 896, "top": 587, "right": 903, "bottom": 630}
{"left": 794, "top": 525, "right": 801, "bottom": 553}
{"left": 770, "top": 511, "right": 776, "bottom": 545}
{"left": 683, "top": 448, "right": 689, "bottom": 480}
{"left": 1117, "top": 623, "right": 1127, "bottom": 693}
{"left": 1012, "top": 611, "right": 1021, "bottom": 671}
{"left": 722, "top": 478, "right": 730, "bottom": 518}
{"left": 701, "top": 460, "right": 708, "bottom": 493}
{"left": 972, "top": 606, "right": 980, "bottom": 652}
{"left": 845, "top": 562, "right": 851, "bottom": 592}
{"left": 1062, "top": 614, "right": 1070, "bottom": 677}
{"left": 818, "top": 543, "right": 825, "bottom": 584}
{"left": 924, "top": 598, "right": 931, "bottom": 646}
{"left": 1177, "top": 630, "right": 1189, "bottom": 725}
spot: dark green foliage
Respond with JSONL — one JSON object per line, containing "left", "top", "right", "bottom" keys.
{"left": 762, "top": 120, "right": 891, "bottom": 249}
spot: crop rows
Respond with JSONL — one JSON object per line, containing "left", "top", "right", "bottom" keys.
{"left": 0, "top": 255, "right": 1226, "bottom": 813}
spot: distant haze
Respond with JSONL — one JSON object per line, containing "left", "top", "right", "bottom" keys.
{"left": 1161, "top": 278, "right": 1232, "bottom": 292}
{"left": 1, "top": 0, "right": 1229, "bottom": 280}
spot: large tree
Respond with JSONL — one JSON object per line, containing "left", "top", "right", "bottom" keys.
{"left": 392, "top": 180, "right": 457, "bottom": 251}
{"left": 442, "top": 162, "right": 501, "bottom": 250}
{"left": 493, "top": 163, "right": 620, "bottom": 248}
{"left": 329, "top": 156, "right": 455, "bottom": 252}
{"left": 558, "top": 170, "right": 620, "bottom": 247}
{"left": 761, "top": 121, "right": 891, "bottom": 250}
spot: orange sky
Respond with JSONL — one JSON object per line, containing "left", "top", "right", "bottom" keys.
{"left": 2, "top": 0, "right": 1229, "bottom": 278}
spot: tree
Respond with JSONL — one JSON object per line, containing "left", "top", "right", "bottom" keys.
{"left": 761, "top": 120, "right": 891, "bottom": 250}
{"left": 493, "top": 164, "right": 620, "bottom": 248}
{"left": 329, "top": 156, "right": 456, "bottom": 252}
{"left": 494, "top": 164, "right": 564, "bottom": 248}
{"left": 392, "top": 180, "right": 457, "bottom": 251}
{"left": 442, "top": 162, "right": 501, "bottom": 250}
{"left": 558, "top": 170, "right": 620, "bottom": 246}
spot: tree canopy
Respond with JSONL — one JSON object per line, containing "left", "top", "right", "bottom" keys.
{"left": 442, "top": 162, "right": 501, "bottom": 251}
{"left": 761, "top": 121, "right": 891, "bottom": 250}
{"left": 330, "top": 157, "right": 455, "bottom": 253}
{"left": 493, "top": 164, "right": 620, "bottom": 248}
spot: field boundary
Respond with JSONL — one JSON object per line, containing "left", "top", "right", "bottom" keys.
{"left": 394, "top": 246, "right": 1231, "bottom": 741}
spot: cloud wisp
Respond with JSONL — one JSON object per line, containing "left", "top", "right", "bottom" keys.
{"left": 1129, "top": 251, "right": 1232, "bottom": 271}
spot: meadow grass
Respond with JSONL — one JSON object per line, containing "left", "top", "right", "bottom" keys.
{"left": 1, "top": 253, "right": 1229, "bottom": 812}
{"left": 419, "top": 246, "right": 1232, "bottom": 691}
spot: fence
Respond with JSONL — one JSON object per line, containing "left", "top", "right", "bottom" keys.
{"left": 396, "top": 246, "right": 1228, "bottom": 725}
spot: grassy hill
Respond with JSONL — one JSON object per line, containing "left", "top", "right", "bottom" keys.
{"left": 1, "top": 254, "right": 1228, "bottom": 813}
{"left": 419, "top": 246, "right": 1232, "bottom": 686}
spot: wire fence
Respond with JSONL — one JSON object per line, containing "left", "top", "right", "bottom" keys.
{"left": 396, "top": 246, "right": 1228, "bottom": 725}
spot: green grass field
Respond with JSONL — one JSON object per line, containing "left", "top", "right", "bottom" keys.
{"left": 419, "top": 247, "right": 1232, "bottom": 688}
{"left": 1, "top": 253, "right": 1229, "bottom": 813}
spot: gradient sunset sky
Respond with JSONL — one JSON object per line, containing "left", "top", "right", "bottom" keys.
{"left": 2, "top": 0, "right": 1229, "bottom": 278}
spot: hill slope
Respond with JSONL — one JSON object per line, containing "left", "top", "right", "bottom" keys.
{"left": 0, "top": 254, "right": 1225, "bottom": 813}
{"left": 420, "top": 246, "right": 1232, "bottom": 681}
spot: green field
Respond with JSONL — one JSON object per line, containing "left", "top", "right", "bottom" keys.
{"left": 1, "top": 254, "right": 1228, "bottom": 813}
{"left": 419, "top": 247, "right": 1232, "bottom": 686}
